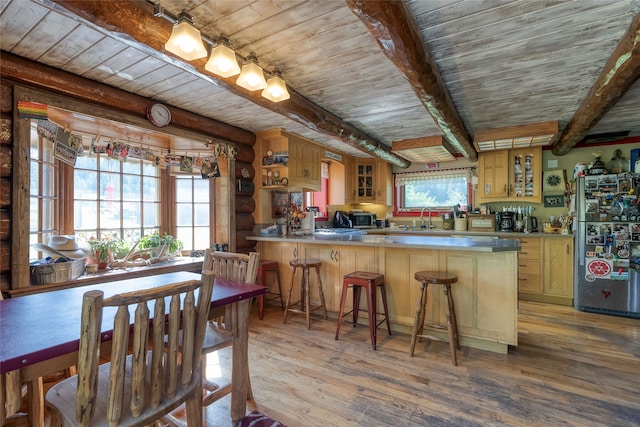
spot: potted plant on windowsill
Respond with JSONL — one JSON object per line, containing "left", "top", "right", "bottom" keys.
{"left": 137, "top": 232, "right": 183, "bottom": 260}
{"left": 87, "top": 237, "right": 114, "bottom": 270}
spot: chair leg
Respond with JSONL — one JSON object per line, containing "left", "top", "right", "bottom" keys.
{"left": 185, "top": 376, "right": 204, "bottom": 427}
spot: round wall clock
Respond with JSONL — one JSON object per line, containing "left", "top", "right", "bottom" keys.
{"left": 146, "top": 103, "right": 171, "bottom": 127}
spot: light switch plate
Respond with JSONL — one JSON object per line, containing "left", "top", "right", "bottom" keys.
{"left": 547, "top": 159, "right": 558, "bottom": 168}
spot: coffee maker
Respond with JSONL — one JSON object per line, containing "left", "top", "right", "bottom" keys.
{"left": 496, "top": 212, "right": 515, "bottom": 232}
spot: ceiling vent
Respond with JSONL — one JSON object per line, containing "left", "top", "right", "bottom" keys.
{"left": 391, "top": 135, "right": 456, "bottom": 163}
{"left": 580, "top": 131, "right": 630, "bottom": 144}
{"left": 473, "top": 121, "right": 558, "bottom": 152}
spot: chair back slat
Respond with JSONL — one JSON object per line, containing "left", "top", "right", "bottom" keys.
{"left": 150, "top": 297, "right": 166, "bottom": 407}
{"left": 202, "top": 249, "right": 260, "bottom": 284}
{"left": 73, "top": 273, "right": 214, "bottom": 426}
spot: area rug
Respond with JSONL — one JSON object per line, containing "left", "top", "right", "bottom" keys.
{"left": 234, "top": 411, "right": 287, "bottom": 427}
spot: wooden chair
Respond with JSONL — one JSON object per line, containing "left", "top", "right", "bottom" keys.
{"left": 45, "top": 272, "right": 215, "bottom": 426}
{"left": 200, "top": 250, "right": 259, "bottom": 407}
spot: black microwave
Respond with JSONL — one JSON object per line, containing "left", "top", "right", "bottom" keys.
{"left": 348, "top": 212, "right": 377, "bottom": 228}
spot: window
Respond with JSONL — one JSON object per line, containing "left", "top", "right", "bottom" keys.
{"left": 73, "top": 137, "right": 161, "bottom": 243}
{"left": 29, "top": 122, "right": 59, "bottom": 260}
{"left": 395, "top": 169, "right": 472, "bottom": 212}
{"left": 175, "top": 175, "right": 211, "bottom": 252}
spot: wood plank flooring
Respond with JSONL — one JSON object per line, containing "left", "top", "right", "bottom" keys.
{"left": 203, "top": 300, "right": 640, "bottom": 427}
{"left": 11, "top": 300, "right": 639, "bottom": 426}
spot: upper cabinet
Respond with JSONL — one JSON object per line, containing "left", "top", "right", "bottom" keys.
{"left": 353, "top": 159, "right": 392, "bottom": 206}
{"left": 477, "top": 146, "right": 542, "bottom": 204}
{"left": 255, "top": 129, "right": 321, "bottom": 192}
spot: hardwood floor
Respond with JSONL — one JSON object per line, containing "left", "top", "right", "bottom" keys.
{"left": 12, "top": 300, "right": 639, "bottom": 426}
{"left": 204, "top": 300, "right": 640, "bottom": 427}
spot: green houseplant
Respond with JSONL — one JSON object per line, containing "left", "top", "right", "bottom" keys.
{"left": 87, "top": 237, "right": 114, "bottom": 269}
{"left": 138, "top": 232, "right": 183, "bottom": 258}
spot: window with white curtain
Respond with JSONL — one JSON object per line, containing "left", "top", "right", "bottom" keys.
{"left": 395, "top": 168, "right": 473, "bottom": 211}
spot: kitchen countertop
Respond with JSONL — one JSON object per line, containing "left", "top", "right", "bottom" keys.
{"left": 248, "top": 233, "right": 520, "bottom": 252}
{"left": 364, "top": 228, "right": 575, "bottom": 239}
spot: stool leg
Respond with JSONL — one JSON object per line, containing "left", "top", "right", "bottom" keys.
{"left": 335, "top": 280, "right": 350, "bottom": 340}
{"left": 283, "top": 266, "right": 296, "bottom": 324}
{"left": 304, "top": 267, "right": 311, "bottom": 329}
{"left": 443, "top": 284, "right": 458, "bottom": 366}
{"left": 258, "top": 267, "right": 266, "bottom": 320}
{"left": 274, "top": 267, "right": 284, "bottom": 309}
{"left": 446, "top": 284, "right": 460, "bottom": 350}
{"left": 379, "top": 283, "right": 392, "bottom": 336}
{"left": 366, "top": 283, "right": 377, "bottom": 350}
{"left": 352, "top": 285, "right": 361, "bottom": 326}
{"left": 410, "top": 282, "right": 428, "bottom": 356}
{"left": 316, "top": 266, "right": 327, "bottom": 320}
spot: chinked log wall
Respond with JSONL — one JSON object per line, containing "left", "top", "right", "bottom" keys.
{"left": 0, "top": 54, "right": 258, "bottom": 293}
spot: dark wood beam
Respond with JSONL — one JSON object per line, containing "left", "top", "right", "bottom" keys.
{"left": 0, "top": 52, "right": 255, "bottom": 146}
{"left": 346, "top": 0, "right": 477, "bottom": 162}
{"left": 46, "top": 0, "right": 410, "bottom": 168}
{"left": 553, "top": 12, "right": 640, "bottom": 156}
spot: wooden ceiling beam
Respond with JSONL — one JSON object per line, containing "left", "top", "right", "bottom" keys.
{"left": 552, "top": 12, "right": 640, "bottom": 156}
{"left": 46, "top": 0, "right": 411, "bottom": 168}
{"left": 346, "top": 0, "right": 477, "bottom": 162}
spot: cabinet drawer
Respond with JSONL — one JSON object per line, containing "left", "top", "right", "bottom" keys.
{"left": 518, "top": 259, "right": 541, "bottom": 275}
{"left": 519, "top": 274, "right": 542, "bottom": 293}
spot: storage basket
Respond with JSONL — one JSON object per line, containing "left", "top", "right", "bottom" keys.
{"left": 30, "top": 258, "right": 85, "bottom": 285}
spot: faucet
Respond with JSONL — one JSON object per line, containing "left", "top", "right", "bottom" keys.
{"left": 420, "top": 208, "right": 435, "bottom": 229}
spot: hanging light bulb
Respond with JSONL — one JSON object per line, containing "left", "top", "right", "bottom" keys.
{"left": 236, "top": 53, "right": 267, "bottom": 91}
{"left": 205, "top": 36, "right": 241, "bottom": 78}
{"left": 164, "top": 10, "right": 208, "bottom": 61}
{"left": 262, "top": 69, "right": 290, "bottom": 102}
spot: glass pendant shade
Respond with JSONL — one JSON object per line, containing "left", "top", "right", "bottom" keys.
{"left": 165, "top": 20, "right": 208, "bottom": 61}
{"left": 262, "top": 74, "right": 290, "bottom": 102}
{"left": 236, "top": 61, "right": 267, "bottom": 91}
{"left": 205, "top": 44, "right": 241, "bottom": 77}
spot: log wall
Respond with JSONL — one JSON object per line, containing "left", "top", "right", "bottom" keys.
{"left": 0, "top": 58, "right": 258, "bottom": 293}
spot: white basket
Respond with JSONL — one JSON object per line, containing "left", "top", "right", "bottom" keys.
{"left": 30, "top": 258, "right": 85, "bottom": 285}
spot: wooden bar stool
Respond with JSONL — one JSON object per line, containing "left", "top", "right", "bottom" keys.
{"left": 256, "top": 259, "right": 284, "bottom": 319}
{"left": 335, "top": 271, "right": 391, "bottom": 350}
{"left": 410, "top": 271, "right": 461, "bottom": 365}
{"left": 283, "top": 258, "right": 327, "bottom": 329}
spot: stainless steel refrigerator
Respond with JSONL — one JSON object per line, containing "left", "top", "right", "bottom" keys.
{"left": 574, "top": 173, "right": 640, "bottom": 318}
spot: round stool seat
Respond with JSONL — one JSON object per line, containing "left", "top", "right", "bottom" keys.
{"left": 414, "top": 271, "right": 458, "bottom": 285}
{"left": 289, "top": 258, "right": 322, "bottom": 268}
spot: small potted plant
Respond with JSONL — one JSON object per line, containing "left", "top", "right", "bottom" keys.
{"left": 87, "top": 236, "right": 114, "bottom": 270}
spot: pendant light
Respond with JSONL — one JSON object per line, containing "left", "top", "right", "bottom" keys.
{"left": 262, "top": 69, "right": 290, "bottom": 102}
{"left": 164, "top": 10, "right": 208, "bottom": 61}
{"left": 236, "top": 53, "right": 267, "bottom": 91}
{"left": 205, "top": 36, "right": 241, "bottom": 78}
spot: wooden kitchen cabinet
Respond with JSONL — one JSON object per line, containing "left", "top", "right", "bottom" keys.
{"left": 375, "top": 159, "right": 392, "bottom": 206}
{"left": 344, "top": 156, "right": 355, "bottom": 204}
{"left": 543, "top": 237, "right": 574, "bottom": 305}
{"left": 518, "top": 236, "right": 573, "bottom": 306}
{"left": 254, "top": 129, "right": 322, "bottom": 223}
{"left": 477, "top": 146, "right": 542, "bottom": 203}
{"left": 353, "top": 159, "right": 392, "bottom": 205}
{"left": 517, "top": 237, "right": 542, "bottom": 295}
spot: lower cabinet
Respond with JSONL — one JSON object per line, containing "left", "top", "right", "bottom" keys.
{"left": 517, "top": 236, "right": 573, "bottom": 306}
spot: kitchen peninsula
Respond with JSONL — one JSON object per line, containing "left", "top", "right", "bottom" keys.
{"left": 249, "top": 234, "right": 520, "bottom": 354}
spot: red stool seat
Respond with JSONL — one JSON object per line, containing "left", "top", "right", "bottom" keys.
{"left": 256, "top": 260, "right": 283, "bottom": 319}
{"left": 335, "top": 271, "right": 391, "bottom": 350}
{"left": 410, "top": 271, "right": 460, "bottom": 365}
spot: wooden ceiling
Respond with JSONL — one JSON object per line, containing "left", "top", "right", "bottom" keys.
{"left": 1, "top": 0, "right": 639, "bottom": 168}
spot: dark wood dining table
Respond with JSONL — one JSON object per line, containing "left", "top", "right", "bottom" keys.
{"left": 0, "top": 271, "right": 266, "bottom": 425}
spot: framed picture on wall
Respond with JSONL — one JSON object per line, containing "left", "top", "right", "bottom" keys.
{"left": 543, "top": 195, "right": 565, "bottom": 208}
{"left": 272, "top": 191, "right": 289, "bottom": 218}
